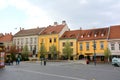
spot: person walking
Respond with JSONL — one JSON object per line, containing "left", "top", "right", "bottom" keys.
{"left": 17, "top": 57, "right": 20, "bottom": 65}
{"left": 16, "top": 55, "right": 21, "bottom": 65}
{"left": 44, "top": 58, "right": 46, "bottom": 66}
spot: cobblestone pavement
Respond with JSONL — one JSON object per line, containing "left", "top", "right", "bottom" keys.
{"left": 0, "top": 61, "right": 120, "bottom": 80}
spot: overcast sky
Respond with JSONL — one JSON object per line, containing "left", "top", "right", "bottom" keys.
{"left": 0, "top": 0, "right": 120, "bottom": 34}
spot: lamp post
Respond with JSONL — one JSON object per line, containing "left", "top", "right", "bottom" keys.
{"left": 93, "top": 40, "right": 96, "bottom": 66}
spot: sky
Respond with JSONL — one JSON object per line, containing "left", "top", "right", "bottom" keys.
{"left": 0, "top": 0, "right": 120, "bottom": 35}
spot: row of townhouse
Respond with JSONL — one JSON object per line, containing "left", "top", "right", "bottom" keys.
{"left": 10, "top": 21, "right": 120, "bottom": 61}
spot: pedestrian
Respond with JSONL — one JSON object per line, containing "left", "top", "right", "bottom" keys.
{"left": 44, "top": 58, "right": 46, "bottom": 66}
{"left": 86, "top": 59, "right": 89, "bottom": 64}
{"left": 17, "top": 57, "right": 20, "bottom": 65}
{"left": 16, "top": 55, "right": 21, "bottom": 65}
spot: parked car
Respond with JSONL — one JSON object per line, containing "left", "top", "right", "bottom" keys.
{"left": 112, "top": 57, "right": 120, "bottom": 67}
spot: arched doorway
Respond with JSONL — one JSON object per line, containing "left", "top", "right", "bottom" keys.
{"left": 79, "top": 54, "right": 84, "bottom": 60}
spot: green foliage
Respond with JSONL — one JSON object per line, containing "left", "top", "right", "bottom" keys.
{"left": 104, "top": 48, "right": 111, "bottom": 58}
{"left": 21, "top": 45, "right": 29, "bottom": 61}
{"left": 11, "top": 53, "right": 16, "bottom": 61}
{"left": 49, "top": 44, "right": 57, "bottom": 59}
{"left": 39, "top": 43, "right": 47, "bottom": 59}
{"left": 9, "top": 44, "right": 18, "bottom": 53}
{"left": 63, "top": 41, "right": 73, "bottom": 60}
{"left": 8, "top": 44, "right": 18, "bottom": 61}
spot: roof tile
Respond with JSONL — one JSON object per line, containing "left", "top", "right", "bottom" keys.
{"left": 41, "top": 25, "right": 65, "bottom": 35}
{"left": 14, "top": 27, "right": 45, "bottom": 37}
{"left": 109, "top": 25, "right": 120, "bottom": 39}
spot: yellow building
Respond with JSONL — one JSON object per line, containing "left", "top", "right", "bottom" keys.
{"left": 59, "top": 27, "right": 109, "bottom": 61}
{"left": 77, "top": 28, "right": 109, "bottom": 61}
{"left": 59, "top": 30, "right": 80, "bottom": 60}
{"left": 38, "top": 21, "right": 69, "bottom": 59}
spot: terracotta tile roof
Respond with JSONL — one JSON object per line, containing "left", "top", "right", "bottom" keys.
{"left": 60, "top": 27, "right": 109, "bottom": 41}
{"left": 14, "top": 27, "right": 45, "bottom": 37}
{"left": 109, "top": 25, "right": 120, "bottom": 39}
{"left": 40, "top": 24, "right": 65, "bottom": 35}
{"left": 60, "top": 30, "right": 80, "bottom": 39}
{"left": 0, "top": 33, "right": 13, "bottom": 42}
{"left": 78, "top": 27, "right": 109, "bottom": 41}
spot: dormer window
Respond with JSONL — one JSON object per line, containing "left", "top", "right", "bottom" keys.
{"left": 88, "top": 35, "right": 90, "bottom": 37}
{"left": 81, "top": 35, "right": 84, "bottom": 38}
{"left": 101, "top": 33, "right": 104, "bottom": 36}
{"left": 94, "top": 34, "right": 97, "bottom": 37}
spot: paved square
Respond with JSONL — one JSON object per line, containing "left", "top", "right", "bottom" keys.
{"left": 0, "top": 61, "right": 120, "bottom": 80}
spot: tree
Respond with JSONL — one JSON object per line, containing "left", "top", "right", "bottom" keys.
{"left": 8, "top": 44, "right": 18, "bottom": 61}
{"left": 104, "top": 48, "right": 111, "bottom": 62}
{"left": 39, "top": 43, "right": 47, "bottom": 59}
{"left": 49, "top": 45, "right": 57, "bottom": 60}
{"left": 22, "top": 45, "right": 29, "bottom": 61}
{"left": 63, "top": 41, "right": 73, "bottom": 60}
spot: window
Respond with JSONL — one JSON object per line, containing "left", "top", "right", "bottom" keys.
{"left": 49, "top": 38, "right": 52, "bottom": 43}
{"left": 86, "top": 42, "right": 89, "bottom": 50}
{"left": 100, "top": 41, "right": 104, "bottom": 49}
{"left": 30, "top": 38, "right": 33, "bottom": 44}
{"left": 34, "top": 38, "right": 37, "bottom": 44}
{"left": 14, "top": 39, "right": 16, "bottom": 45}
{"left": 54, "top": 38, "right": 56, "bottom": 42}
{"left": 21, "top": 46, "right": 23, "bottom": 51}
{"left": 21, "top": 38, "right": 23, "bottom": 45}
{"left": 26, "top": 38, "right": 28, "bottom": 44}
{"left": 63, "top": 42, "right": 65, "bottom": 47}
{"left": 17, "top": 46, "right": 19, "bottom": 50}
{"left": 70, "top": 42, "right": 73, "bottom": 46}
{"left": 17, "top": 39, "right": 19, "bottom": 45}
{"left": 119, "top": 44, "right": 120, "bottom": 50}
{"left": 93, "top": 41, "right": 96, "bottom": 50}
{"left": 80, "top": 43, "right": 83, "bottom": 51}
{"left": 30, "top": 45, "right": 32, "bottom": 51}
{"left": 111, "top": 43, "right": 115, "bottom": 50}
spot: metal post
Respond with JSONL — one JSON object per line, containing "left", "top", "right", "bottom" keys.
{"left": 93, "top": 40, "right": 96, "bottom": 66}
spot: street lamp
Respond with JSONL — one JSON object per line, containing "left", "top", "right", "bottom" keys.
{"left": 93, "top": 40, "right": 96, "bottom": 66}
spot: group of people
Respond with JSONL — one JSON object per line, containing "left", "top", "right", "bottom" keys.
{"left": 40, "top": 58, "right": 47, "bottom": 66}
{"left": 7, "top": 54, "right": 21, "bottom": 65}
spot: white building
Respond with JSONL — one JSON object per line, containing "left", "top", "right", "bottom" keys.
{"left": 108, "top": 25, "right": 120, "bottom": 58}
{"left": 13, "top": 27, "right": 45, "bottom": 56}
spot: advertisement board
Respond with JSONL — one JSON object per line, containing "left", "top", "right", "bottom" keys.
{"left": 0, "top": 52, "right": 5, "bottom": 68}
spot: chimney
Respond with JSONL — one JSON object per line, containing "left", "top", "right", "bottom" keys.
{"left": 22, "top": 28, "right": 24, "bottom": 30}
{"left": 62, "top": 20, "right": 66, "bottom": 25}
{"left": 10, "top": 32, "right": 12, "bottom": 35}
{"left": 54, "top": 22, "right": 58, "bottom": 26}
{"left": 37, "top": 26, "right": 39, "bottom": 28}
{"left": 20, "top": 27, "right": 21, "bottom": 31}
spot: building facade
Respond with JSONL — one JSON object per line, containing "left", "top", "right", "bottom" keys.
{"left": 77, "top": 28, "right": 109, "bottom": 61}
{"left": 38, "top": 21, "right": 69, "bottom": 59}
{"left": 13, "top": 27, "right": 45, "bottom": 56}
{"left": 59, "top": 30, "right": 80, "bottom": 60}
{"left": 0, "top": 33, "right": 13, "bottom": 52}
{"left": 108, "top": 25, "right": 120, "bottom": 58}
